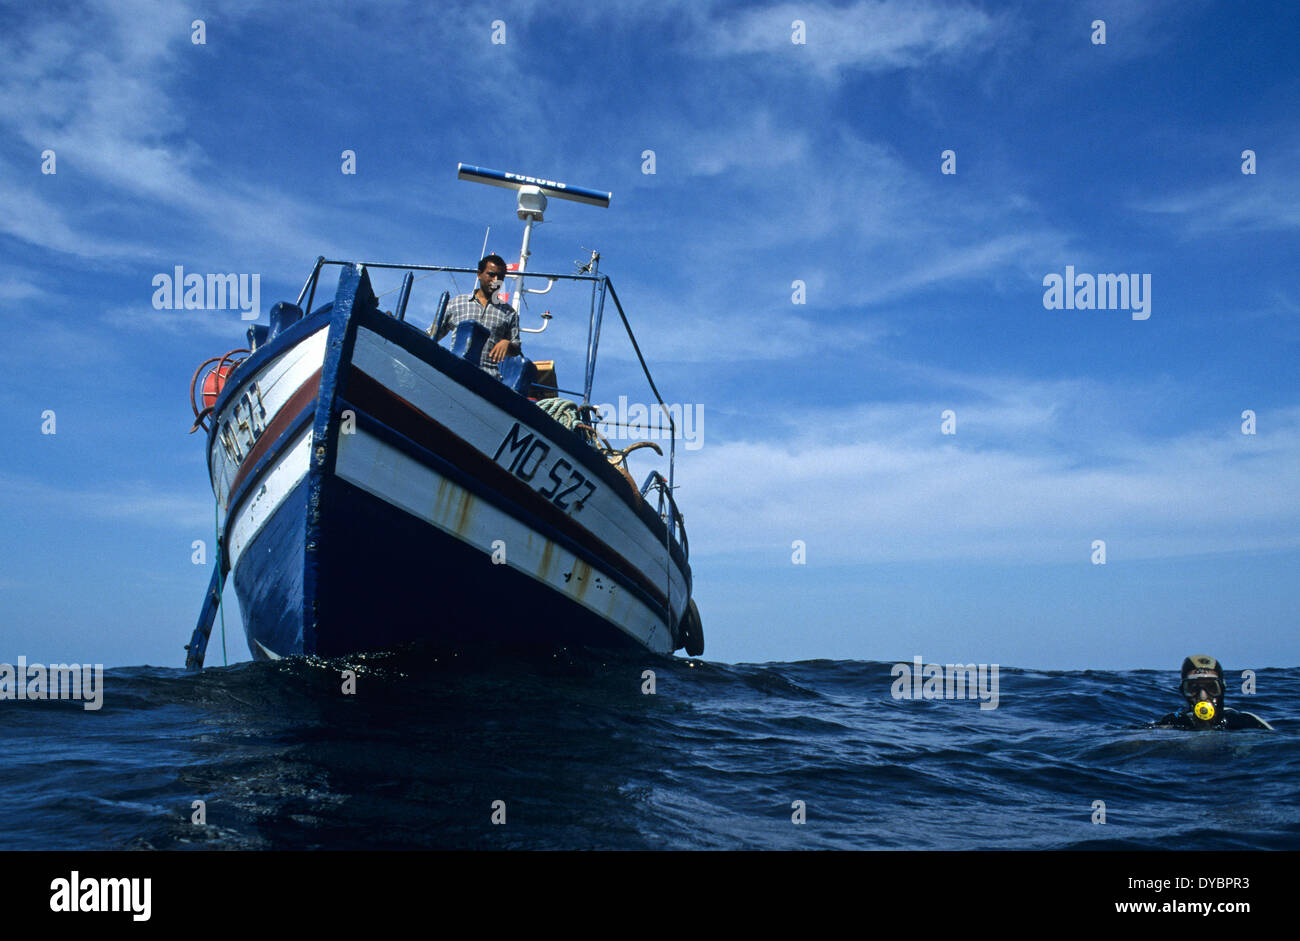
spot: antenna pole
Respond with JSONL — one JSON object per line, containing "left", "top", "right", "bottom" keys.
{"left": 455, "top": 161, "right": 612, "bottom": 327}
{"left": 512, "top": 204, "right": 540, "bottom": 315}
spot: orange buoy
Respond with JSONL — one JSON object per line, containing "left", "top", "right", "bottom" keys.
{"left": 189, "top": 348, "right": 249, "bottom": 434}
{"left": 202, "top": 363, "right": 234, "bottom": 409}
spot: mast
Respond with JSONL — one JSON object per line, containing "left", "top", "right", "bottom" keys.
{"left": 455, "top": 164, "right": 611, "bottom": 316}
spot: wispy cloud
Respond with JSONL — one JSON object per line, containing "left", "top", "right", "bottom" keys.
{"left": 674, "top": 110, "right": 811, "bottom": 177}
{"left": 101, "top": 305, "right": 251, "bottom": 339}
{"left": 602, "top": 305, "right": 897, "bottom": 364}
{"left": 588, "top": 119, "right": 1076, "bottom": 360}
{"left": 681, "top": 384, "right": 1300, "bottom": 563}
{"left": 0, "top": 174, "right": 153, "bottom": 260}
{"left": 1134, "top": 172, "right": 1300, "bottom": 235}
{"left": 854, "top": 232, "right": 1066, "bottom": 306}
{"left": 0, "top": 272, "right": 49, "bottom": 302}
{"left": 0, "top": 474, "right": 213, "bottom": 530}
{"left": 702, "top": 0, "right": 997, "bottom": 77}
{"left": 0, "top": 2, "right": 347, "bottom": 268}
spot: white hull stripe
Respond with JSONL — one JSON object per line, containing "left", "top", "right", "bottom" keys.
{"left": 335, "top": 426, "right": 673, "bottom": 654}
{"left": 227, "top": 427, "right": 313, "bottom": 570}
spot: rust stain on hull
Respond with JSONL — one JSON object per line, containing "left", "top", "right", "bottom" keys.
{"left": 570, "top": 559, "right": 592, "bottom": 602}
{"left": 454, "top": 488, "right": 475, "bottom": 537}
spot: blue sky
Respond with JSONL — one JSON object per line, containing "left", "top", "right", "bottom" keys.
{"left": 1, "top": 0, "right": 1296, "bottom": 670}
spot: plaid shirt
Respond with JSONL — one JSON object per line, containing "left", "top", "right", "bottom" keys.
{"left": 431, "top": 292, "right": 520, "bottom": 378}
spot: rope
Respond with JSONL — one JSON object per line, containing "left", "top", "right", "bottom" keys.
{"left": 535, "top": 396, "right": 581, "bottom": 430}
{"left": 375, "top": 270, "right": 464, "bottom": 301}
{"left": 374, "top": 269, "right": 439, "bottom": 300}
{"left": 213, "top": 499, "right": 227, "bottom": 667}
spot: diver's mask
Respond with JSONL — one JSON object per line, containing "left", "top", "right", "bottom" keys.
{"left": 1181, "top": 673, "right": 1223, "bottom": 721}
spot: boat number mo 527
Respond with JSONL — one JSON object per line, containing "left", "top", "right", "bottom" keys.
{"left": 493, "top": 422, "right": 596, "bottom": 512}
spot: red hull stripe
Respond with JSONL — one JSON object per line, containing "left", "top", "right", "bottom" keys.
{"left": 228, "top": 369, "right": 323, "bottom": 498}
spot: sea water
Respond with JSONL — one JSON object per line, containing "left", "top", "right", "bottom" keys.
{"left": 1, "top": 653, "right": 1295, "bottom": 850}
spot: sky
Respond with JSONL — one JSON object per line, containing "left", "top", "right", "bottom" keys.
{"left": 0, "top": 0, "right": 1296, "bottom": 671}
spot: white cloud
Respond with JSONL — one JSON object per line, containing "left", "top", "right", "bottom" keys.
{"left": 0, "top": 274, "right": 48, "bottom": 302}
{"left": 1134, "top": 175, "right": 1300, "bottom": 236}
{"left": 854, "top": 233, "right": 1063, "bottom": 306}
{"left": 0, "top": 474, "right": 213, "bottom": 530}
{"left": 679, "top": 384, "right": 1300, "bottom": 564}
{"left": 704, "top": 0, "right": 996, "bottom": 77}
{"left": 101, "top": 305, "right": 251, "bottom": 339}
{"left": 584, "top": 120, "right": 1076, "bottom": 364}
{"left": 0, "top": 174, "right": 152, "bottom": 260}
{"left": 0, "top": 2, "right": 344, "bottom": 268}
{"left": 677, "top": 111, "right": 811, "bottom": 177}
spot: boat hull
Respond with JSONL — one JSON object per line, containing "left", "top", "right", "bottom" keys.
{"left": 207, "top": 264, "right": 692, "bottom": 661}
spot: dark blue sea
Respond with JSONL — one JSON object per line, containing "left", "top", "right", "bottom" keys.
{"left": 3, "top": 654, "right": 1297, "bottom": 850}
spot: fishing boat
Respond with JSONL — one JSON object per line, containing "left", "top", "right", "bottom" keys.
{"left": 184, "top": 165, "right": 702, "bottom": 668}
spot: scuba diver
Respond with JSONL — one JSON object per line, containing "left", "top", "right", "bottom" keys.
{"left": 1153, "top": 655, "right": 1273, "bottom": 730}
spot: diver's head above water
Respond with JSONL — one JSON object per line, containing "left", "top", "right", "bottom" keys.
{"left": 1151, "top": 654, "right": 1271, "bottom": 731}
{"left": 1179, "top": 654, "right": 1226, "bottom": 725}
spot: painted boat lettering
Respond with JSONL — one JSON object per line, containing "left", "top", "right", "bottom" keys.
{"left": 218, "top": 381, "right": 267, "bottom": 465}
{"left": 493, "top": 422, "right": 597, "bottom": 511}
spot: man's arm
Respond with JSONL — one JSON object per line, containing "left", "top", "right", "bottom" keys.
{"left": 488, "top": 338, "right": 521, "bottom": 362}
{"left": 488, "top": 308, "right": 522, "bottom": 362}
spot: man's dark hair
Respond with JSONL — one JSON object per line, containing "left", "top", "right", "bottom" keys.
{"left": 478, "top": 254, "right": 507, "bottom": 273}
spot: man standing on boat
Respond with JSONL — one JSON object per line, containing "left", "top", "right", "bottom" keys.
{"left": 431, "top": 253, "right": 521, "bottom": 378}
